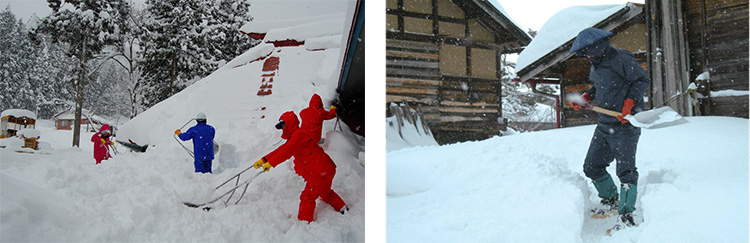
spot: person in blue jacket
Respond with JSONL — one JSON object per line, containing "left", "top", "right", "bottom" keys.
{"left": 175, "top": 112, "right": 216, "bottom": 173}
{"left": 568, "top": 28, "right": 650, "bottom": 227}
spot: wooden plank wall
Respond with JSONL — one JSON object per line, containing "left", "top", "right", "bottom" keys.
{"left": 684, "top": 0, "right": 749, "bottom": 118}
{"left": 434, "top": 75, "right": 503, "bottom": 143}
{"left": 385, "top": 0, "right": 516, "bottom": 144}
{"left": 386, "top": 39, "right": 442, "bottom": 123}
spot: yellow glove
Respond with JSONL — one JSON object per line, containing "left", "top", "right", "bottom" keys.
{"left": 261, "top": 162, "right": 272, "bottom": 173}
{"left": 174, "top": 129, "right": 181, "bottom": 135}
{"left": 100, "top": 139, "right": 106, "bottom": 144}
{"left": 253, "top": 159, "right": 265, "bottom": 169}
{"left": 330, "top": 105, "right": 336, "bottom": 110}
{"left": 109, "top": 141, "right": 115, "bottom": 146}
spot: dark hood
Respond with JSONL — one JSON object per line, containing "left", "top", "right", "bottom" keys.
{"left": 570, "top": 27, "right": 613, "bottom": 56}
{"left": 279, "top": 111, "right": 299, "bottom": 140}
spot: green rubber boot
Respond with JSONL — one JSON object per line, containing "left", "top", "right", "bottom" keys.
{"left": 618, "top": 183, "right": 637, "bottom": 215}
{"left": 593, "top": 174, "right": 618, "bottom": 203}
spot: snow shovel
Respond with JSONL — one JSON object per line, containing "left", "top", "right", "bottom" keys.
{"left": 586, "top": 105, "right": 687, "bottom": 129}
{"left": 183, "top": 168, "right": 264, "bottom": 210}
{"left": 567, "top": 92, "right": 687, "bottom": 129}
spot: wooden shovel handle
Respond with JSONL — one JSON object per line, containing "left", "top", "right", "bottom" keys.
{"left": 589, "top": 106, "right": 622, "bottom": 117}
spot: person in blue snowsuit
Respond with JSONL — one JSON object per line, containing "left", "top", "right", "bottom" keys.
{"left": 568, "top": 28, "right": 650, "bottom": 227}
{"left": 175, "top": 112, "right": 215, "bottom": 173}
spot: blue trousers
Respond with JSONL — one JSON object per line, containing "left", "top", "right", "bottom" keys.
{"left": 583, "top": 123, "right": 640, "bottom": 185}
{"left": 195, "top": 160, "right": 212, "bottom": 173}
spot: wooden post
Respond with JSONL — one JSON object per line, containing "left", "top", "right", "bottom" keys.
{"left": 646, "top": 0, "right": 692, "bottom": 116}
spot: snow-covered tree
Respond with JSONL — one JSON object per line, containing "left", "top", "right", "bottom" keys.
{"left": 139, "top": 0, "right": 255, "bottom": 108}
{"left": 139, "top": 0, "right": 213, "bottom": 107}
{"left": 0, "top": 8, "right": 37, "bottom": 112}
{"left": 0, "top": 7, "right": 74, "bottom": 118}
{"left": 106, "top": 4, "right": 147, "bottom": 118}
{"left": 35, "top": 0, "right": 131, "bottom": 147}
{"left": 205, "top": 0, "right": 257, "bottom": 65}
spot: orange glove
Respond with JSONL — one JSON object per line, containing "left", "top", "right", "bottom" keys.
{"left": 616, "top": 99, "right": 636, "bottom": 124}
{"left": 570, "top": 93, "right": 591, "bottom": 111}
{"left": 109, "top": 141, "right": 115, "bottom": 146}
{"left": 174, "top": 129, "right": 181, "bottom": 135}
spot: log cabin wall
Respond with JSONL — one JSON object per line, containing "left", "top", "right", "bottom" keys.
{"left": 386, "top": 0, "right": 528, "bottom": 144}
{"left": 683, "top": 0, "right": 749, "bottom": 117}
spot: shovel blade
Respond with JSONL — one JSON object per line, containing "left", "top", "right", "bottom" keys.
{"left": 625, "top": 106, "right": 688, "bottom": 129}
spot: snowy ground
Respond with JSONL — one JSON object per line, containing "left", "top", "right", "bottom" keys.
{"left": 2, "top": 119, "right": 364, "bottom": 242}
{"left": 387, "top": 116, "right": 748, "bottom": 242}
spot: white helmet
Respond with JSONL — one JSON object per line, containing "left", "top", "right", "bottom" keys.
{"left": 196, "top": 112, "right": 207, "bottom": 121}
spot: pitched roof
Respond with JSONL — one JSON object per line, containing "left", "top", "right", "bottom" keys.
{"left": 516, "top": 3, "right": 643, "bottom": 81}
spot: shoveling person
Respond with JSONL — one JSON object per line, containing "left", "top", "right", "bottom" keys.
{"left": 91, "top": 124, "right": 115, "bottom": 165}
{"left": 568, "top": 27, "right": 650, "bottom": 230}
{"left": 175, "top": 112, "right": 216, "bottom": 173}
{"left": 299, "top": 93, "right": 336, "bottom": 143}
{"left": 253, "top": 111, "right": 348, "bottom": 223}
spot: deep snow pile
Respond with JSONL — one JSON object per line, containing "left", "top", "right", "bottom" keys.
{"left": 1, "top": 9, "right": 364, "bottom": 242}
{"left": 387, "top": 117, "right": 748, "bottom": 242}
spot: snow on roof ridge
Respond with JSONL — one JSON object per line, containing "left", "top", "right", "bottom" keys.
{"left": 263, "top": 18, "right": 345, "bottom": 43}
{"left": 516, "top": 3, "right": 628, "bottom": 72}
{"left": 239, "top": 12, "right": 347, "bottom": 34}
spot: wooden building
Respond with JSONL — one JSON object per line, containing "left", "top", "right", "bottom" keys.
{"left": 515, "top": 3, "right": 647, "bottom": 127}
{"left": 647, "top": 0, "right": 748, "bottom": 118}
{"left": 385, "top": 0, "right": 531, "bottom": 144}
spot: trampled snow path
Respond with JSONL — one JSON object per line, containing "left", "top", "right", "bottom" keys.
{"left": 387, "top": 116, "right": 748, "bottom": 242}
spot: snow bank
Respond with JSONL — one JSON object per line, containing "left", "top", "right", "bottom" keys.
{"left": 18, "top": 128, "right": 41, "bottom": 138}
{"left": 516, "top": 4, "right": 626, "bottom": 71}
{"left": 306, "top": 34, "right": 344, "bottom": 51}
{"left": 388, "top": 116, "right": 748, "bottom": 242}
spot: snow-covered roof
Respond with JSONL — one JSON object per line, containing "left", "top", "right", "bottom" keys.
{"left": 1, "top": 109, "right": 37, "bottom": 120}
{"left": 516, "top": 4, "right": 628, "bottom": 72}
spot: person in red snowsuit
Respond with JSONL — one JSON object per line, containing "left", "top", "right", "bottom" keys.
{"left": 299, "top": 94, "right": 336, "bottom": 142}
{"left": 91, "top": 124, "right": 114, "bottom": 164}
{"left": 254, "top": 111, "right": 348, "bottom": 223}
